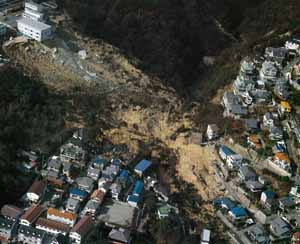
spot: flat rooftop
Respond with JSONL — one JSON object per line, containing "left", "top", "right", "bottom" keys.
{"left": 98, "top": 200, "right": 136, "bottom": 228}
{"left": 17, "top": 17, "right": 51, "bottom": 31}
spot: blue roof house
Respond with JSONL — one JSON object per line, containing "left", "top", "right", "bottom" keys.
{"left": 134, "top": 159, "right": 152, "bottom": 177}
{"left": 127, "top": 195, "right": 140, "bottom": 208}
{"left": 70, "top": 188, "right": 88, "bottom": 201}
{"left": 229, "top": 207, "right": 248, "bottom": 221}
{"left": 213, "top": 197, "right": 236, "bottom": 210}
{"left": 117, "top": 170, "right": 129, "bottom": 186}
{"left": 92, "top": 156, "right": 107, "bottom": 170}
{"left": 219, "top": 145, "right": 235, "bottom": 161}
{"left": 132, "top": 180, "right": 144, "bottom": 196}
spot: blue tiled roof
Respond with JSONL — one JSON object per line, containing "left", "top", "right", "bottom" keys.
{"left": 70, "top": 188, "right": 88, "bottom": 197}
{"left": 230, "top": 207, "right": 247, "bottom": 217}
{"left": 213, "top": 197, "right": 235, "bottom": 210}
{"left": 263, "top": 190, "right": 276, "bottom": 199}
{"left": 134, "top": 159, "right": 152, "bottom": 173}
{"left": 111, "top": 158, "right": 122, "bottom": 166}
{"left": 94, "top": 157, "right": 107, "bottom": 165}
{"left": 119, "top": 170, "right": 129, "bottom": 179}
{"left": 127, "top": 194, "right": 139, "bottom": 203}
{"left": 132, "top": 180, "right": 144, "bottom": 196}
{"left": 219, "top": 145, "right": 235, "bottom": 156}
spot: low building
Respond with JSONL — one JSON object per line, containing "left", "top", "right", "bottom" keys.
{"left": 285, "top": 38, "right": 300, "bottom": 53}
{"left": 280, "top": 101, "right": 292, "bottom": 115}
{"left": 127, "top": 195, "right": 139, "bottom": 208}
{"left": 201, "top": 229, "right": 211, "bottom": 244}
{"left": 206, "top": 124, "right": 219, "bottom": 141}
{"left": 23, "top": 1, "right": 44, "bottom": 22}
{"left": 247, "top": 135, "right": 262, "bottom": 150}
{"left": 47, "top": 156, "right": 62, "bottom": 172}
{"left": 263, "top": 112, "right": 274, "bottom": 128}
{"left": 47, "top": 208, "right": 77, "bottom": 227}
{"left": 91, "top": 156, "right": 107, "bottom": 170}
{"left": 87, "top": 167, "right": 101, "bottom": 181}
{"left": 269, "top": 217, "right": 291, "bottom": 241}
{"left": 247, "top": 224, "right": 270, "bottom": 244}
{"left": 26, "top": 180, "right": 47, "bottom": 203}
{"left": 0, "top": 217, "right": 18, "bottom": 243}
{"left": 260, "top": 190, "right": 276, "bottom": 205}
{"left": 134, "top": 159, "right": 152, "bottom": 177}
{"left": 222, "top": 92, "right": 248, "bottom": 118}
{"left": 212, "top": 197, "right": 235, "bottom": 210}
{"left": 110, "top": 183, "right": 122, "bottom": 201}
{"left": 90, "top": 189, "right": 106, "bottom": 204}
{"left": 0, "top": 24, "right": 6, "bottom": 36}
{"left": 238, "top": 165, "right": 257, "bottom": 182}
{"left": 245, "top": 119, "right": 259, "bottom": 132}
{"left": 66, "top": 198, "right": 81, "bottom": 213}
{"left": 20, "top": 204, "right": 44, "bottom": 226}
{"left": 228, "top": 207, "right": 248, "bottom": 222}
{"left": 82, "top": 200, "right": 100, "bottom": 217}
{"left": 1, "top": 205, "right": 23, "bottom": 221}
{"left": 17, "top": 18, "right": 52, "bottom": 42}
{"left": 60, "top": 142, "right": 86, "bottom": 166}
{"left": 69, "top": 216, "right": 94, "bottom": 244}
{"left": 292, "top": 232, "right": 300, "bottom": 244}
{"left": 245, "top": 180, "right": 264, "bottom": 193}
{"left": 76, "top": 177, "right": 94, "bottom": 193}
{"left": 36, "top": 217, "right": 70, "bottom": 236}
{"left": 218, "top": 144, "right": 235, "bottom": 161}
{"left": 226, "top": 154, "right": 243, "bottom": 170}
{"left": 70, "top": 188, "right": 88, "bottom": 201}
{"left": 116, "top": 170, "right": 130, "bottom": 187}
{"left": 18, "top": 225, "right": 47, "bottom": 244}
{"left": 270, "top": 152, "right": 291, "bottom": 173}
{"left": 260, "top": 61, "right": 277, "bottom": 82}
{"left": 102, "top": 165, "right": 120, "bottom": 182}
{"left": 265, "top": 47, "right": 288, "bottom": 65}
{"left": 108, "top": 228, "right": 131, "bottom": 244}
{"left": 278, "top": 197, "right": 295, "bottom": 212}
{"left": 269, "top": 126, "right": 283, "bottom": 141}
{"left": 157, "top": 204, "right": 179, "bottom": 219}
{"left": 62, "top": 161, "right": 72, "bottom": 177}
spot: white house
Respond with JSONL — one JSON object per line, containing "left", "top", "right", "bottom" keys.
{"left": 269, "top": 152, "right": 291, "bottom": 174}
{"left": 263, "top": 112, "right": 274, "bottom": 128}
{"left": 260, "top": 61, "right": 277, "bottom": 82}
{"left": 226, "top": 154, "right": 243, "bottom": 170}
{"left": 23, "top": 2, "right": 44, "bottom": 22}
{"left": 17, "top": 18, "right": 52, "bottom": 42}
{"left": 206, "top": 124, "right": 219, "bottom": 141}
{"left": 26, "top": 180, "right": 47, "bottom": 203}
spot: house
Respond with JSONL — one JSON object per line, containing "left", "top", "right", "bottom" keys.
{"left": 285, "top": 38, "right": 300, "bottom": 54}
{"left": 245, "top": 119, "right": 259, "bottom": 132}
{"left": 91, "top": 156, "right": 107, "bottom": 170}
{"left": 206, "top": 124, "right": 219, "bottom": 141}
{"left": 240, "top": 58, "right": 255, "bottom": 76}
{"left": 0, "top": 217, "right": 18, "bottom": 243}
{"left": 279, "top": 101, "right": 292, "bottom": 115}
{"left": 43, "top": 234, "right": 68, "bottom": 244}
{"left": 0, "top": 24, "right": 6, "bottom": 36}
{"left": 82, "top": 200, "right": 100, "bottom": 216}
{"left": 247, "top": 224, "right": 270, "bottom": 244}
{"left": 228, "top": 207, "right": 248, "bottom": 221}
{"left": 18, "top": 225, "right": 47, "bottom": 244}
{"left": 23, "top": 1, "right": 44, "bottom": 22}
{"left": 134, "top": 159, "right": 152, "bottom": 177}
{"left": 1, "top": 204, "right": 23, "bottom": 221}
{"left": 132, "top": 181, "right": 144, "bottom": 196}
{"left": 98, "top": 178, "right": 111, "bottom": 193}
{"left": 256, "top": 79, "right": 266, "bottom": 89}
{"left": 69, "top": 216, "right": 94, "bottom": 244}
{"left": 36, "top": 217, "right": 70, "bottom": 236}
{"left": 26, "top": 180, "right": 47, "bottom": 203}
{"left": 233, "top": 73, "right": 255, "bottom": 95}
{"left": 47, "top": 208, "right": 77, "bottom": 227}
{"left": 269, "top": 126, "right": 283, "bottom": 141}
{"left": 292, "top": 232, "right": 300, "bottom": 244}
{"left": 263, "top": 112, "right": 274, "bottom": 128}
{"left": 260, "top": 61, "right": 277, "bottom": 82}
{"left": 60, "top": 142, "right": 86, "bottom": 166}
{"left": 245, "top": 180, "right": 264, "bottom": 193}
{"left": 247, "top": 135, "right": 262, "bottom": 150}
{"left": 269, "top": 217, "right": 291, "bottom": 241}
{"left": 66, "top": 198, "right": 81, "bottom": 213}
{"left": 127, "top": 195, "right": 140, "bottom": 208}
{"left": 271, "top": 152, "right": 291, "bottom": 173}
{"left": 274, "top": 82, "right": 290, "bottom": 100}
{"left": 17, "top": 18, "right": 52, "bottom": 42}
{"left": 222, "top": 92, "right": 248, "bottom": 118}
{"left": 62, "top": 161, "right": 72, "bottom": 177}
{"left": 20, "top": 204, "right": 44, "bottom": 226}
{"left": 87, "top": 167, "right": 101, "bottom": 181}
{"left": 47, "top": 156, "right": 61, "bottom": 172}
{"left": 272, "top": 141, "right": 287, "bottom": 153}
{"left": 200, "top": 229, "right": 211, "bottom": 244}
{"left": 218, "top": 144, "right": 235, "bottom": 161}
{"left": 226, "top": 154, "right": 243, "bottom": 170}
{"left": 111, "top": 158, "right": 123, "bottom": 167}
{"left": 251, "top": 89, "right": 272, "bottom": 104}
{"left": 212, "top": 197, "right": 235, "bottom": 210}
{"left": 108, "top": 228, "right": 132, "bottom": 244}
{"left": 116, "top": 170, "right": 130, "bottom": 187}
{"left": 265, "top": 47, "right": 288, "bottom": 64}
{"left": 290, "top": 186, "right": 300, "bottom": 198}
{"left": 75, "top": 177, "right": 94, "bottom": 193}
{"left": 102, "top": 165, "right": 120, "bottom": 182}
{"left": 260, "top": 190, "right": 276, "bottom": 205}
{"left": 279, "top": 197, "right": 295, "bottom": 212}
{"left": 238, "top": 165, "right": 257, "bottom": 182}
{"left": 110, "top": 183, "right": 122, "bottom": 201}
{"left": 90, "top": 189, "right": 106, "bottom": 204}
{"left": 70, "top": 188, "right": 88, "bottom": 201}
{"left": 157, "top": 204, "right": 179, "bottom": 219}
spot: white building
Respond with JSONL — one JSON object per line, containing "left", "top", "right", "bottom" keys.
{"left": 206, "top": 124, "right": 219, "bottom": 141}
{"left": 17, "top": 18, "right": 52, "bottom": 42}
{"left": 260, "top": 61, "right": 277, "bottom": 82}
{"left": 23, "top": 2, "right": 44, "bottom": 22}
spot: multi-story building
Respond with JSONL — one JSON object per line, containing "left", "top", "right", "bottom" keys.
{"left": 69, "top": 216, "right": 94, "bottom": 244}
{"left": 47, "top": 208, "right": 77, "bottom": 227}
{"left": 36, "top": 217, "right": 70, "bottom": 236}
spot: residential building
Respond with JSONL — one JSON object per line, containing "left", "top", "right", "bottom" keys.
{"left": 269, "top": 126, "right": 283, "bottom": 141}
{"left": 110, "top": 183, "right": 122, "bottom": 201}
{"left": 247, "top": 224, "right": 270, "bottom": 244}
{"left": 265, "top": 47, "right": 288, "bottom": 65}
{"left": 47, "top": 156, "right": 61, "bottom": 172}
{"left": 18, "top": 225, "right": 47, "bottom": 244}
{"left": 90, "top": 189, "right": 106, "bottom": 204}
{"left": 226, "top": 154, "right": 243, "bottom": 170}
{"left": 17, "top": 18, "right": 52, "bottom": 42}
{"left": 76, "top": 177, "right": 94, "bottom": 193}
{"left": 260, "top": 190, "right": 276, "bottom": 205}
{"left": 263, "top": 112, "right": 274, "bottom": 128}
{"left": 116, "top": 170, "right": 130, "bottom": 187}
{"left": 98, "top": 178, "right": 111, "bottom": 193}
{"left": 250, "top": 89, "right": 272, "bottom": 104}
{"left": 26, "top": 180, "right": 47, "bottom": 203}
{"left": 218, "top": 144, "right": 235, "bottom": 162}
{"left": 271, "top": 152, "right": 291, "bottom": 173}
{"left": 292, "top": 232, "right": 300, "bottom": 244}
{"left": 1, "top": 204, "right": 23, "bottom": 221}
{"left": 212, "top": 197, "right": 236, "bottom": 210}
{"left": 132, "top": 180, "right": 143, "bottom": 196}
{"left": 238, "top": 165, "right": 257, "bottom": 182}
{"left": 259, "top": 61, "right": 277, "bottom": 82}
{"left": 91, "top": 156, "right": 107, "bottom": 170}
{"left": 222, "top": 92, "right": 248, "bottom": 118}
{"left": 285, "top": 38, "right": 300, "bottom": 53}
{"left": 201, "top": 229, "right": 211, "bottom": 244}
{"left": 278, "top": 197, "right": 295, "bottom": 212}
{"left": 23, "top": 1, "right": 44, "bottom": 22}
{"left": 269, "top": 217, "right": 291, "bottom": 241}
{"left": 0, "top": 24, "right": 6, "bottom": 36}
{"left": 245, "top": 119, "right": 259, "bottom": 132}
{"left": 66, "top": 198, "right": 81, "bottom": 213}
{"left": 47, "top": 208, "right": 77, "bottom": 227}
{"left": 206, "top": 124, "right": 219, "bottom": 141}
{"left": 240, "top": 58, "right": 255, "bottom": 76}
{"left": 69, "top": 216, "right": 94, "bottom": 244}
{"left": 62, "top": 161, "right": 72, "bottom": 177}
{"left": 157, "top": 204, "right": 179, "bottom": 219}
{"left": 108, "top": 228, "right": 132, "bottom": 244}
{"left": 134, "top": 159, "right": 152, "bottom": 177}
{"left": 87, "top": 167, "right": 101, "bottom": 181}
{"left": 245, "top": 180, "right": 264, "bottom": 193}
{"left": 36, "top": 217, "right": 70, "bottom": 236}
{"left": 233, "top": 73, "right": 255, "bottom": 95}
{"left": 70, "top": 188, "right": 88, "bottom": 201}
{"left": 247, "top": 135, "right": 262, "bottom": 150}
{"left": 82, "top": 200, "right": 100, "bottom": 217}
{"left": 20, "top": 204, "right": 44, "bottom": 226}
{"left": 274, "top": 82, "right": 290, "bottom": 100}
{"left": 279, "top": 101, "right": 292, "bottom": 115}
{"left": 102, "top": 165, "right": 120, "bottom": 182}
{"left": 60, "top": 142, "right": 86, "bottom": 166}
{"left": 0, "top": 217, "right": 18, "bottom": 243}
{"left": 228, "top": 207, "right": 248, "bottom": 221}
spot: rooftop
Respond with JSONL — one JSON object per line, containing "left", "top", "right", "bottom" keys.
{"left": 17, "top": 17, "right": 51, "bottom": 31}
{"left": 134, "top": 159, "right": 152, "bottom": 172}
{"left": 71, "top": 216, "right": 94, "bottom": 236}
{"left": 47, "top": 208, "right": 77, "bottom": 221}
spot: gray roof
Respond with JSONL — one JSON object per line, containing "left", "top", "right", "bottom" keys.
{"left": 270, "top": 217, "right": 291, "bottom": 237}
{"left": 76, "top": 177, "right": 94, "bottom": 188}
{"left": 109, "top": 228, "right": 131, "bottom": 243}
{"left": 245, "top": 119, "right": 259, "bottom": 129}
{"left": 0, "top": 217, "right": 17, "bottom": 230}
{"left": 279, "top": 197, "right": 294, "bottom": 208}
{"left": 87, "top": 167, "right": 101, "bottom": 176}
{"left": 230, "top": 104, "right": 248, "bottom": 115}
{"left": 84, "top": 200, "right": 100, "bottom": 211}
{"left": 239, "top": 165, "right": 257, "bottom": 180}
{"left": 247, "top": 224, "right": 270, "bottom": 243}
{"left": 66, "top": 198, "right": 80, "bottom": 208}
{"left": 17, "top": 17, "right": 51, "bottom": 31}
{"left": 245, "top": 180, "right": 264, "bottom": 190}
